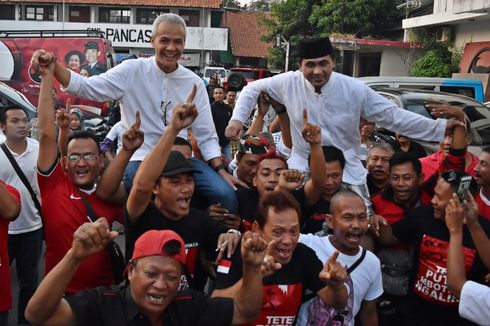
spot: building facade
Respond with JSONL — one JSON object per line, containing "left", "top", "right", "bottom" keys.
{"left": 0, "top": 0, "right": 228, "bottom": 69}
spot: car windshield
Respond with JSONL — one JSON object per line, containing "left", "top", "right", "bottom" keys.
{"left": 205, "top": 69, "right": 226, "bottom": 78}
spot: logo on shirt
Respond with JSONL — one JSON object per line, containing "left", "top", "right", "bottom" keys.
{"left": 414, "top": 234, "right": 476, "bottom": 305}
{"left": 69, "top": 194, "right": 82, "bottom": 200}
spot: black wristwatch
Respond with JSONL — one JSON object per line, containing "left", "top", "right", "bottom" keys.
{"left": 214, "top": 163, "right": 227, "bottom": 173}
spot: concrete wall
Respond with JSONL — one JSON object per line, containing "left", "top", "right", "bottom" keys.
{"left": 379, "top": 47, "right": 425, "bottom": 76}
{"left": 454, "top": 20, "right": 490, "bottom": 49}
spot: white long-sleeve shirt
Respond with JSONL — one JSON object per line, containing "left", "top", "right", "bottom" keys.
{"left": 66, "top": 57, "right": 220, "bottom": 161}
{"left": 231, "top": 71, "right": 446, "bottom": 185}
{"left": 459, "top": 280, "right": 490, "bottom": 325}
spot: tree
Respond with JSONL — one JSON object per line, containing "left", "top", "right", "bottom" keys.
{"left": 247, "top": 0, "right": 271, "bottom": 11}
{"left": 309, "top": 0, "right": 402, "bottom": 37}
{"left": 410, "top": 27, "right": 461, "bottom": 77}
{"left": 260, "top": 0, "right": 403, "bottom": 70}
{"left": 223, "top": 0, "right": 241, "bottom": 9}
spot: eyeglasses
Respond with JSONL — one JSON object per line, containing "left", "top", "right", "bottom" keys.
{"left": 67, "top": 153, "right": 98, "bottom": 162}
{"left": 160, "top": 100, "right": 172, "bottom": 126}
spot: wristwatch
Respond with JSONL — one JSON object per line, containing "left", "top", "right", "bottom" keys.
{"left": 214, "top": 163, "right": 227, "bottom": 173}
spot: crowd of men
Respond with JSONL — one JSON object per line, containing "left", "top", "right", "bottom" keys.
{"left": 1, "top": 12, "right": 490, "bottom": 326}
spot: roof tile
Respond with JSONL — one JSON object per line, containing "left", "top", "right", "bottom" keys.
{"left": 222, "top": 11, "right": 272, "bottom": 58}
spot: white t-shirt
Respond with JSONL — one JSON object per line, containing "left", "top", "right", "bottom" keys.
{"left": 459, "top": 280, "right": 490, "bottom": 325}
{"left": 297, "top": 234, "right": 383, "bottom": 326}
{"left": 0, "top": 138, "right": 42, "bottom": 234}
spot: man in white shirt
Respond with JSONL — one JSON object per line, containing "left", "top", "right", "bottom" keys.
{"left": 0, "top": 105, "right": 43, "bottom": 324}
{"left": 226, "top": 37, "right": 461, "bottom": 210}
{"left": 30, "top": 13, "right": 243, "bottom": 213}
{"left": 298, "top": 191, "right": 383, "bottom": 326}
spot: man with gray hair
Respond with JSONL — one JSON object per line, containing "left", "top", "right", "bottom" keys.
{"left": 30, "top": 13, "right": 243, "bottom": 212}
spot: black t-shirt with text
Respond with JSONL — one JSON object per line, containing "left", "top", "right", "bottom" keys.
{"left": 215, "top": 242, "right": 326, "bottom": 326}
{"left": 124, "top": 203, "right": 227, "bottom": 291}
{"left": 392, "top": 205, "right": 490, "bottom": 325}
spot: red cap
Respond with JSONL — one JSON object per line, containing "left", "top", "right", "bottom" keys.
{"left": 131, "top": 230, "right": 186, "bottom": 266}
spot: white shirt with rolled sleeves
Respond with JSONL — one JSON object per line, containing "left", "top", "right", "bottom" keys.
{"left": 65, "top": 57, "right": 221, "bottom": 161}
{"left": 231, "top": 71, "right": 447, "bottom": 185}
{"left": 458, "top": 280, "right": 490, "bottom": 325}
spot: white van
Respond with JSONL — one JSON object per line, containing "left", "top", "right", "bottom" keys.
{"left": 203, "top": 66, "right": 227, "bottom": 84}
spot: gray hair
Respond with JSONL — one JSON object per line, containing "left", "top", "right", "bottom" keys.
{"left": 151, "top": 13, "right": 187, "bottom": 39}
{"left": 367, "top": 142, "right": 394, "bottom": 160}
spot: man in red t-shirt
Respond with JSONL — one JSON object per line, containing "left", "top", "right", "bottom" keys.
{"left": 420, "top": 122, "right": 477, "bottom": 182}
{"left": 473, "top": 147, "right": 490, "bottom": 220}
{"left": 35, "top": 55, "right": 142, "bottom": 293}
{"left": 0, "top": 180, "right": 20, "bottom": 324}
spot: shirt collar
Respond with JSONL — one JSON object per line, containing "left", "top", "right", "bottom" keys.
{"left": 152, "top": 56, "right": 181, "bottom": 77}
{"left": 123, "top": 287, "right": 149, "bottom": 323}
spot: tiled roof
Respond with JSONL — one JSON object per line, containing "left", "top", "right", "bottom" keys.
{"left": 222, "top": 11, "right": 272, "bottom": 58}
{"left": 5, "top": 0, "right": 222, "bottom": 8}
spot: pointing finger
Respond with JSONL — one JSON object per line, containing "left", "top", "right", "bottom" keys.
{"left": 327, "top": 250, "right": 340, "bottom": 264}
{"left": 66, "top": 98, "right": 71, "bottom": 111}
{"left": 303, "top": 109, "right": 308, "bottom": 126}
{"left": 187, "top": 84, "right": 197, "bottom": 104}
{"left": 133, "top": 111, "right": 141, "bottom": 130}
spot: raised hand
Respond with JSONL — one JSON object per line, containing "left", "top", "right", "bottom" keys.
{"left": 278, "top": 169, "right": 304, "bottom": 191}
{"left": 257, "top": 92, "right": 271, "bottom": 117}
{"left": 55, "top": 98, "right": 70, "bottom": 130}
{"left": 31, "top": 49, "right": 56, "bottom": 76}
{"left": 207, "top": 203, "right": 241, "bottom": 230}
{"left": 215, "top": 229, "right": 242, "bottom": 263}
{"left": 170, "top": 84, "right": 198, "bottom": 131}
{"left": 241, "top": 231, "right": 269, "bottom": 269}
{"left": 301, "top": 109, "right": 321, "bottom": 145}
{"left": 71, "top": 218, "right": 118, "bottom": 260}
{"left": 319, "top": 251, "right": 348, "bottom": 289}
{"left": 260, "top": 239, "right": 282, "bottom": 276}
{"left": 445, "top": 193, "right": 465, "bottom": 233}
{"left": 463, "top": 193, "right": 479, "bottom": 226}
{"left": 122, "top": 111, "right": 145, "bottom": 152}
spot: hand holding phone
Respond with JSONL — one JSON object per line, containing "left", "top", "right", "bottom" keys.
{"left": 456, "top": 175, "right": 472, "bottom": 203}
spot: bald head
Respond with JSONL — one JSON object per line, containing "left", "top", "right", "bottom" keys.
{"left": 330, "top": 191, "right": 365, "bottom": 213}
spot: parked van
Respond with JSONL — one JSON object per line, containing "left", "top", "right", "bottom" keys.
{"left": 203, "top": 66, "right": 227, "bottom": 84}
{"left": 359, "top": 76, "right": 485, "bottom": 102}
{"left": 0, "top": 30, "right": 115, "bottom": 117}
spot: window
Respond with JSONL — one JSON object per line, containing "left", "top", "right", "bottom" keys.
{"left": 0, "top": 5, "right": 15, "bottom": 20}
{"left": 25, "top": 5, "right": 54, "bottom": 21}
{"left": 69, "top": 6, "right": 90, "bottom": 23}
{"left": 99, "top": 8, "right": 130, "bottom": 23}
{"left": 136, "top": 8, "right": 168, "bottom": 24}
{"left": 179, "top": 9, "right": 199, "bottom": 27}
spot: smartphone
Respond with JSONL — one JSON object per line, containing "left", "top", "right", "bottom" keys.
{"left": 456, "top": 175, "right": 472, "bottom": 202}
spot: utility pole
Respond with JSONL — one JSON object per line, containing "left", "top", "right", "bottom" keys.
{"left": 275, "top": 34, "right": 290, "bottom": 72}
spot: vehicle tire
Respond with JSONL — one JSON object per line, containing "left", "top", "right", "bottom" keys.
{"left": 227, "top": 73, "right": 246, "bottom": 90}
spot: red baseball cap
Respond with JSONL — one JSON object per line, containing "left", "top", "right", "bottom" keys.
{"left": 131, "top": 230, "right": 186, "bottom": 266}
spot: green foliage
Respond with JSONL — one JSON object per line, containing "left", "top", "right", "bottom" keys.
{"left": 411, "top": 50, "right": 453, "bottom": 77}
{"left": 247, "top": 0, "right": 271, "bottom": 11}
{"left": 309, "top": 0, "right": 402, "bottom": 37}
{"left": 266, "top": 47, "right": 286, "bottom": 70}
{"left": 410, "top": 27, "right": 461, "bottom": 77}
{"left": 260, "top": 0, "right": 404, "bottom": 70}
{"left": 223, "top": 0, "right": 241, "bottom": 8}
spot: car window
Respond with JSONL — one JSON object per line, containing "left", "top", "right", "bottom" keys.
{"left": 440, "top": 86, "right": 476, "bottom": 100}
